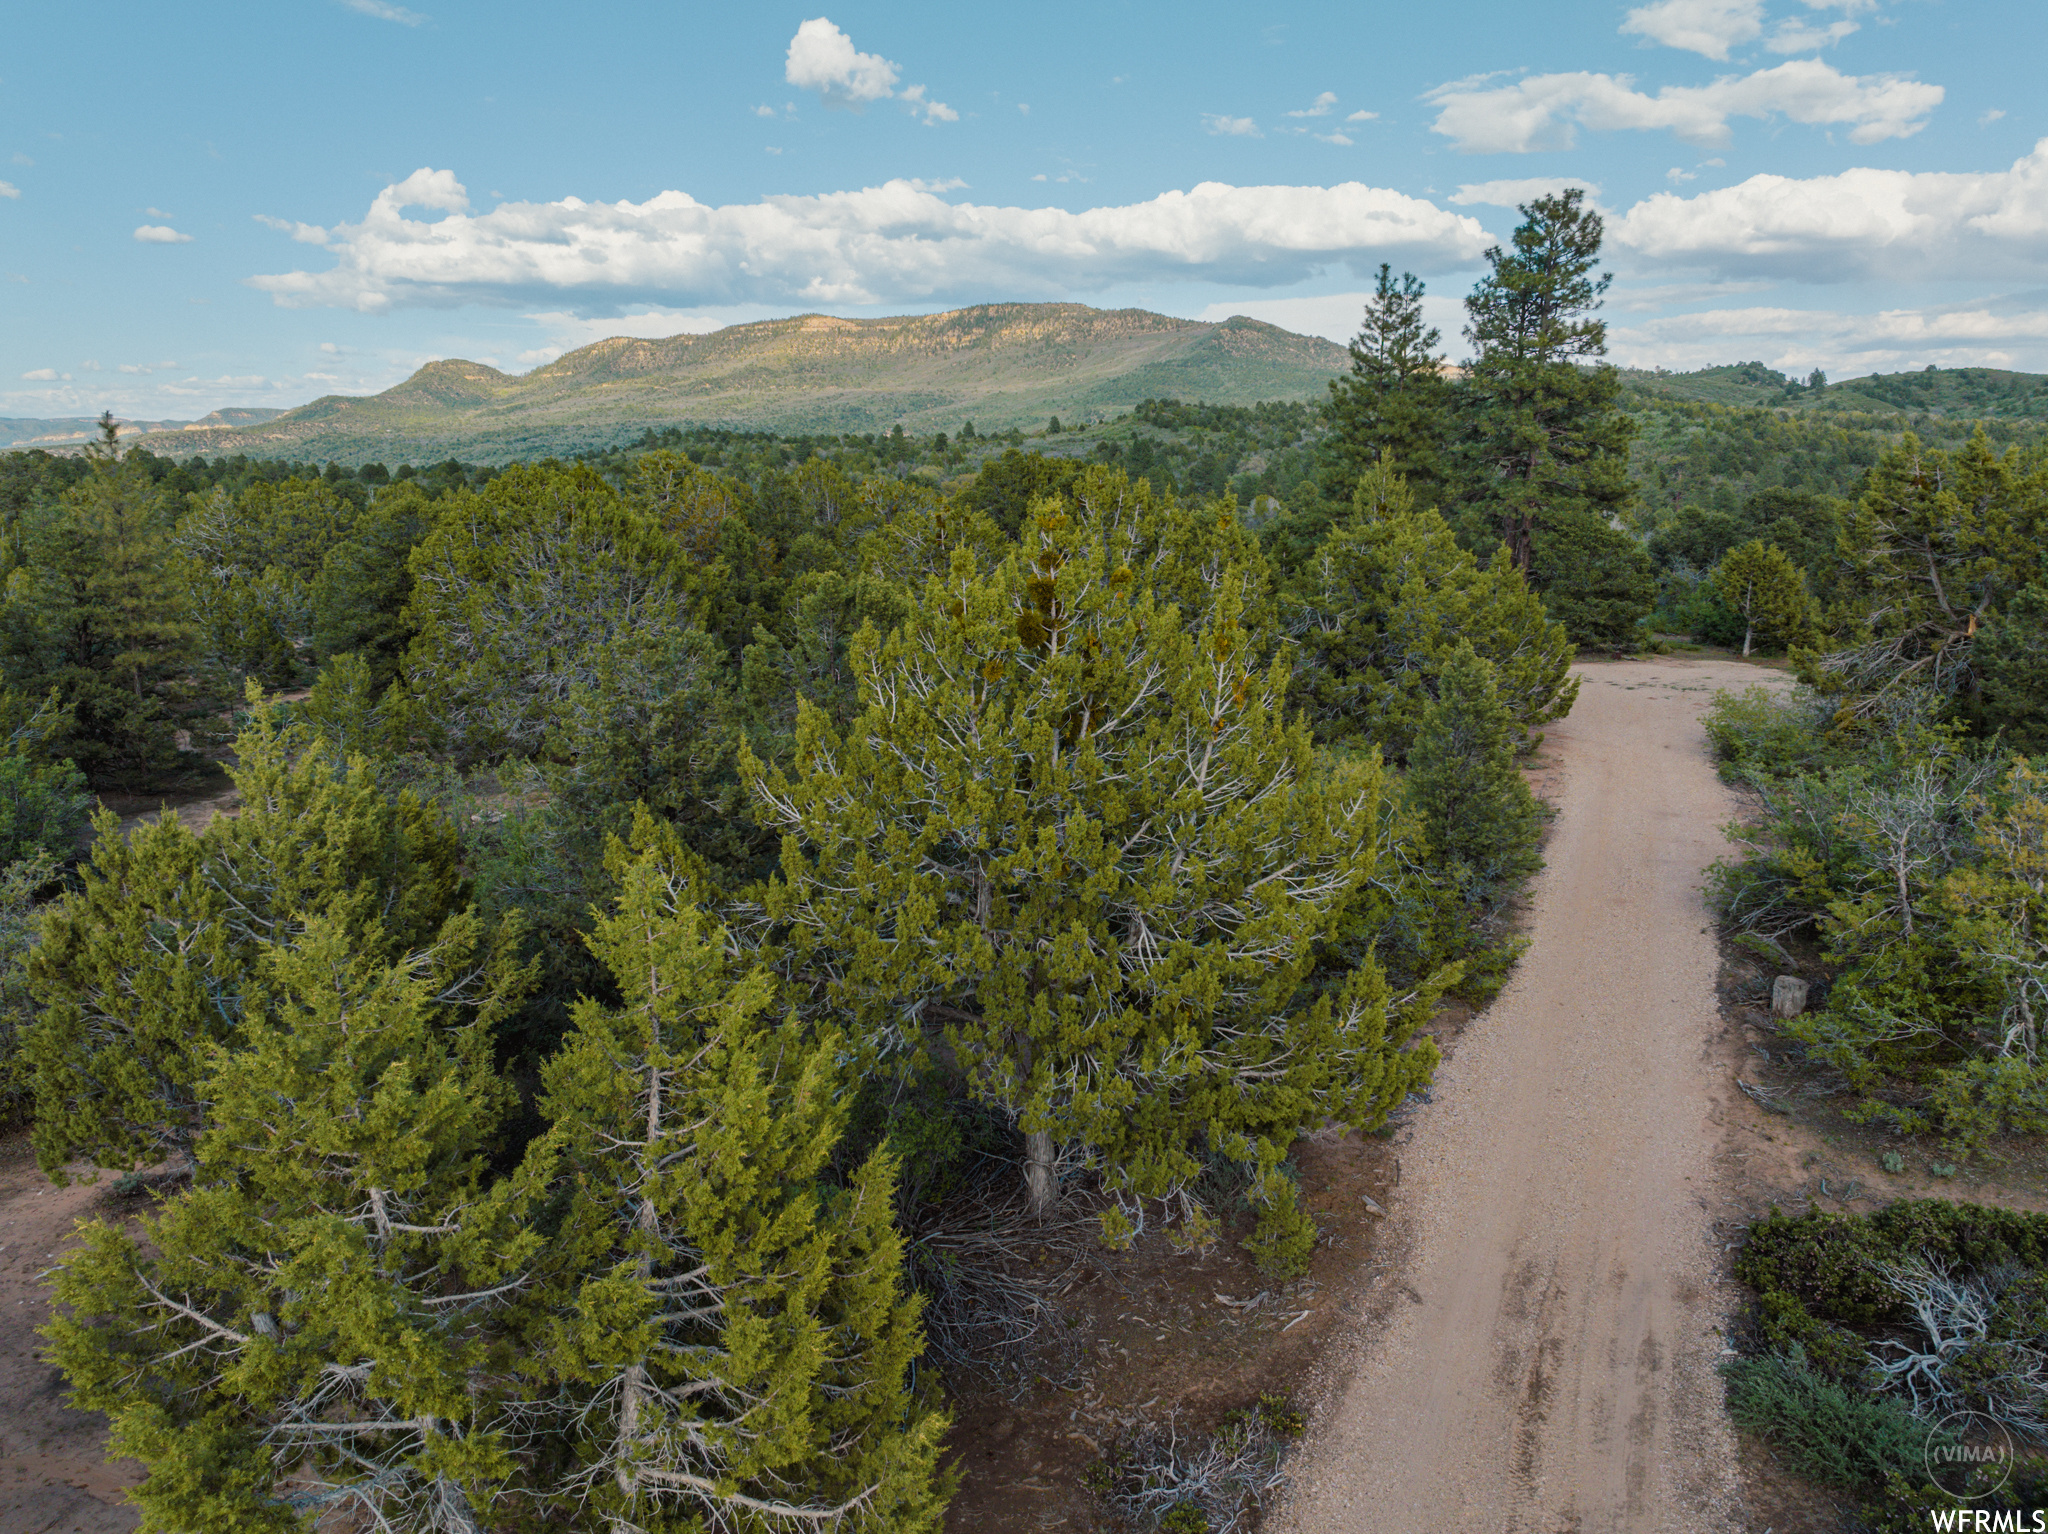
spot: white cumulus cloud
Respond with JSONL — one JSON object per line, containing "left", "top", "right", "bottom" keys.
{"left": 248, "top": 171, "right": 1494, "bottom": 315}
{"left": 1203, "top": 114, "right": 1261, "bottom": 138}
{"left": 1287, "top": 92, "right": 1338, "bottom": 119}
{"left": 134, "top": 224, "right": 193, "bottom": 243}
{"left": 1620, "top": 0, "right": 1763, "bottom": 60}
{"left": 21, "top": 368, "right": 59, "bottom": 381}
{"left": 1609, "top": 294, "right": 2048, "bottom": 374}
{"left": 783, "top": 18, "right": 952, "bottom": 123}
{"left": 256, "top": 214, "right": 332, "bottom": 244}
{"left": 1427, "top": 59, "right": 1941, "bottom": 153}
{"left": 0, "top": 181, "right": 18, "bottom": 200}
{"left": 785, "top": 17, "right": 897, "bottom": 105}
{"left": 1612, "top": 136, "right": 2048, "bottom": 281}
{"left": 1450, "top": 177, "right": 1602, "bottom": 208}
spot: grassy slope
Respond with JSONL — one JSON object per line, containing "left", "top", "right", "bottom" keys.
{"left": 128, "top": 304, "right": 1350, "bottom": 466}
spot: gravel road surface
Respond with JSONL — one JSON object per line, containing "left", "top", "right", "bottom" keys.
{"left": 1277, "top": 658, "right": 1762, "bottom": 1534}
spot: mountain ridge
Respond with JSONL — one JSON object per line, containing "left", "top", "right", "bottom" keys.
{"left": 121, "top": 303, "right": 1352, "bottom": 465}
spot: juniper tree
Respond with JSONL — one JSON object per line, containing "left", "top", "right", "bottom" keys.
{"left": 1713, "top": 539, "right": 1814, "bottom": 656}
{"left": 1807, "top": 429, "right": 2047, "bottom": 710}
{"left": 1287, "top": 455, "right": 1577, "bottom": 762}
{"left": 520, "top": 815, "right": 948, "bottom": 1531}
{"left": 1405, "top": 642, "right": 1545, "bottom": 901}
{"left": 178, "top": 477, "right": 361, "bottom": 684}
{"left": 44, "top": 910, "right": 539, "bottom": 1534}
{"left": 26, "top": 693, "right": 467, "bottom": 1175}
{"left": 400, "top": 463, "right": 693, "bottom": 764}
{"left": 746, "top": 497, "right": 1440, "bottom": 1267}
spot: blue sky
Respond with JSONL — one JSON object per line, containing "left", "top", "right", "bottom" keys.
{"left": 4, "top": 0, "right": 2045, "bottom": 422}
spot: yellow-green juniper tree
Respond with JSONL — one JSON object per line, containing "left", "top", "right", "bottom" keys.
{"left": 26, "top": 693, "right": 466, "bottom": 1176}
{"left": 44, "top": 908, "right": 539, "bottom": 1534}
{"left": 746, "top": 496, "right": 1443, "bottom": 1271}
{"left": 518, "top": 813, "right": 949, "bottom": 1531}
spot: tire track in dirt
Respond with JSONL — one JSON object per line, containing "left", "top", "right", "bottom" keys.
{"left": 1277, "top": 658, "right": 1763, "bottom": 1534}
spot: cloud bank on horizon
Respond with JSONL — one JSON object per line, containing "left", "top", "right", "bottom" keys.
{"left": 250, "top": 138, "right": 2048, "bottom": 324}
{"left": 5, "top": 0, "right": 2046, "bottom": 414}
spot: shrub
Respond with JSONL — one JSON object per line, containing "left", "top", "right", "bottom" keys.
{"left": 1725, "top": 1350, "right": 1942, "bottom": 1490}
{"left": 0, "top": 752, "right": 91, "bottom": 863}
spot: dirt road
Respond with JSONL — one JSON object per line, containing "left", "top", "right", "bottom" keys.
{"left": 1278, "top": 658, "right": 1766, "bottom": 1534}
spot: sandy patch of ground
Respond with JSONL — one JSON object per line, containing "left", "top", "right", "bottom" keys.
{"left": 0, "top": 1134, "right": 140, "bottom": 1533}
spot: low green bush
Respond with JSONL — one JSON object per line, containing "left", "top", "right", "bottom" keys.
{"left": 1724, "top": 1349, "right": 1942, "bottom": 1490}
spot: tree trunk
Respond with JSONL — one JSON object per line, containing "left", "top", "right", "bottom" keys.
{"left": 1741, "top": 622, "right": 1753, "bottom": 657}
{"left": 1024, "top": 1130, "right": 1056, "bottom": 1216}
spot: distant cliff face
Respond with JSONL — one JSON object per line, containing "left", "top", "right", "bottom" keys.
{"left": 128, "top": 303, "right": 1351, "bottom": 464}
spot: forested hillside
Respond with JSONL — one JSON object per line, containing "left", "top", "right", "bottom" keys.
{"left": 122, "top": 304, "right": 1351, "bottom": 464}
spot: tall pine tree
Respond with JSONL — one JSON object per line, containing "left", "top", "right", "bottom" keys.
{"left": 1268, "top": 267, "right": 1455, "bottom": 577}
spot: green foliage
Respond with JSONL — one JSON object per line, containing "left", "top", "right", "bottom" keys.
{"left": 1712, "top": 539, "right": 1814, "bottom": 656}
{"left": 25, "top": 693, "right": 468, "bottom": 1176}
{"left": 177, "top": 477, "right": 361, "bottom": 686}
{"left": 309, "top": 482, "right": 434, "bottom": 682}
{"left": 1405, "top": 643, "right": 1545, "bottom": 900}
{"left": 1738, "top": 1202, "right": 2048, "bottom": 1372}
{"left": 1724, "top": 1350, "right": 1942, "bottom": 1491}
{"left": 1975, "top": 583, "right": 2048, "bottom": 753}
{"left": 1526, "top": 509, "right": 1655, "bottom": 651}
{"left": 1804, "top": 430, "right": 2047, "bottom": 710}
{"left": 1712, "top": 738, "right": 2048, "bottom": 1152}
{"left": 0, "top": 428, "right": 195, "bottom": 785}
{"left": 0, "top": 750, "right": 90, "bottom": 864}
{"left": 1701, "top": 684, "right": 1849, "bottom": 779}
{"left": 402, "top": 463, "right": 687, "bottom": 762}
{"left": 1457, "top": 190, "right": 1638, "bottom": 579}
{"left": 43, "top": 908, "right": 540, "bottom": 1533}
{"left": 0, "top": 850, "right": 57, "bottom": 1124}
{"left": 519, "top": 815, "right": 949, "bottom": 1531}
{"left": 1285, "top": 457, "right": 1577, "bottom": 762}
{"left": 1312, "top": 264, "right": 1455, "bottom": 533}
{"left": 747, "top": 493, "right": 1443, "bottom": 1259}
{"left": 956, "top": 446, "right": 1085, "bottom": 538}
{"left": 1735, "top": 1199, "right": 2048, "bottom": 1475}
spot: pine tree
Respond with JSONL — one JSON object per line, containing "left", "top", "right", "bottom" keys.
{"left": 1466, "top": 187, "right": 1638, "bottom": 585}
{"left": 1287, "top": 455, "right": 1577, "bottom": 762}
{"left": 1712, "top": 539, "right": 1813, "bottom": 656}
{"left": 1405, "top": 642, "right": 1545, "bottom": 901}
{"left": 44, "top": 908, "right": 539, "bottom": 1534}
{"left": 309, "top": 482, "right": 434, "bottom": 683}
{"left": 746, "top": 496, "right": 1438, "bottom": 1266}
{"left": 26, "top": 693, "right": 467, "bottom": 1176}
{"left": 1318, "top": 265, "right": 1455, "bottom": 514}
{"left": 0, "top": 414, "right": 195, "bottom": 783}
{"left": 521, "top": 813, "right": 949, "bottom": 1531}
